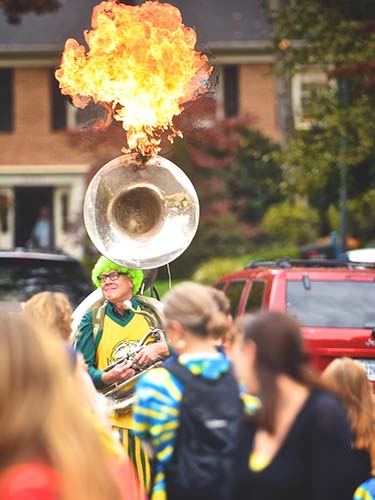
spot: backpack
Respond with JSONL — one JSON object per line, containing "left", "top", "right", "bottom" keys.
{"left": 162, "top": 357, "right": 243, "bottom": 500}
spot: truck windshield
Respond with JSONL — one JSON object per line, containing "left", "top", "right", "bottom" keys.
{"left": 286, "top": 280, "right": 375, "bottom": 328}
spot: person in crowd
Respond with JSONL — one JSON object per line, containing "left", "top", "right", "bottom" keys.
{"left": 322, "top": 358, "right": 375, "bottom": 493}
{"left": 231, "top": 310, "right": 357, "bottom": 500}
{"left": 24, "top": 291, "right": 73, "bottom": 342}
{"left": 208, "top": 287, "right": 233, "bottom": 352}
{"left": 0, "top": 312, "right": 144, "bottom": 500}
{"left": 29, "top": 205, "right": 52, "bottom": 249}
{"left": 354, "top": 478, "right": 375, "bottom": 500}
{"left": 24, "top": 290, "right": 123, "bottom": 458}
{"left": 75, "top": 255, "right": 170, "bottom": 490}
{"left": 133, "top": 282, "right": 257, "bottom": 500}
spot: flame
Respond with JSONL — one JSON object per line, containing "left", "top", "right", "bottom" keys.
{"left": 55, "top": 0, "right": 213, "bottom": 156}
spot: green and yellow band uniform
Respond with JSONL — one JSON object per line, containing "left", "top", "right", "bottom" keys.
{"left": 76, "top": 296, "right": 151, "bottom": 489}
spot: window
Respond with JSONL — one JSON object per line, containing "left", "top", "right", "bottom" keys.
{"left": 225, "top": 279, "right": 247, "bottom": 317}
{"left": 51, "top": 69, "right": 67, "bottom": 130}
{"left": 244, "top": 280, "right": 265, "bottom": 313}
{"left": 66, "top": 100, "right": 107, "bottom": 129}
{"left": 292, "top": 71, "right": 330, "bottom": 129}
{"left": 223, "top": 65, "right": 239, "bottom": 117}
{"left": 0, "top": 191, "right": 9, "bottom": 233}
{"left": 50, "top": 68, "right": 107, "bottom": 131}
{"left": 0, "top": 68, "right": 13, "bottom": 132}
{"left": 286, "top": 280, "right": 375, "bottom": 328}
{"left": 214, "top": 281, "right": 226, "bottom": 291}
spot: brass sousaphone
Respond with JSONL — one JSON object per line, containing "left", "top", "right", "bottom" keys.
{"left": 73, "top": 153, "right": 199, "bottom": 412}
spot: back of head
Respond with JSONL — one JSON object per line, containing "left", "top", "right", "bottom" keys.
{"left": 238, "top": 310, "right": 308, "bottom": 380}
{"left": 322, "top": 357, "right": 371, "bottom": 409}
{"left": 0, "top": 312, "right": 71, "bottom": 460}
{"left": 322, "top": 357, "right": 375, "bottom": 463}
{"left": 209, "top": 287, "right": 230, "bottom": 317}
{"left": 24, "top": 291, "right": 72, "bottom": 341}
{"left": 0, "top": 312, "right": 127, "bottom": 500}
{"left": 237, "top": 311, "right": 319, "bottom": 433}
{"left": 162, "top": 282, "right": 229, "bottom": 339}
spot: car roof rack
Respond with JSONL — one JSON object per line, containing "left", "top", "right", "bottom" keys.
{"left": 244, "top": 257, "right": 375, "bottom": 270}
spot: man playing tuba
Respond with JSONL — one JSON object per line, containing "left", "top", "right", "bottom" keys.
{"left": 75, "top": 255, "right": 170, "bottom": 490}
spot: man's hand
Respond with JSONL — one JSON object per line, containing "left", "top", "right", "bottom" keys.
{"left": 101, "top": 360, "right": 136, "bottom": 386}
{"left": 133, "top": 341, "right": 169, "bottom": 367}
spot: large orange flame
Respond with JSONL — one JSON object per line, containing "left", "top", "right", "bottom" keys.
{"left": 55, "top": 0, "right": 213, "bottom": 156}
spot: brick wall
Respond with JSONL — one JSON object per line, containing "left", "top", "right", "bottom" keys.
{"left": 0, "top": 67, "right": 93, "bottom": 165}
{"left": 0, "top": 64, "right": 280, "bottom": 166}
{"left": 240, "top": 63, "right": 280, "bottom": 142}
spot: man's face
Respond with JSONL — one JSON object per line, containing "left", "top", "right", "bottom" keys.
{"left": 100, "top": 270, "right": 134, "bottom": 303}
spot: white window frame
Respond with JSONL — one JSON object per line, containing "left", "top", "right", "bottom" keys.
{"left": 0, "top": 188, "right": 14, "bottom": 249}
{"left": 292, "top": 70, "right": 332, "bottom": 130}
{"left": 66, "top": 101, "right": 106, "bottom": 129}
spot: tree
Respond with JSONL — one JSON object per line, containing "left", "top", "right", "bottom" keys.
{"left": 266, "top": 0, "right": 375, "bottom": 246}
{"left": 163, "top": 113, "right": 283, "bottom": 276}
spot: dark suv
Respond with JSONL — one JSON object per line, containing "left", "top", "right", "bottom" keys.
{"left": 0, "top": 249, "right": 93, "bottom": 308}
{"left": 213, "top": 258, "right": 375, "bottom": 379}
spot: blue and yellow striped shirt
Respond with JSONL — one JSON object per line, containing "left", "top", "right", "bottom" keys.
{"left": 133, "top": 352, "right": 261, "bottom": 500}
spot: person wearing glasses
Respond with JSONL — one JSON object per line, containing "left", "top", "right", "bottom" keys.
{"left": 75, "top": 254, "right": 169, "bottom": 492}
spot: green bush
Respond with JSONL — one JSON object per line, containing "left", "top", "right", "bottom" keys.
{"left": 328, "top": 188, "right": 375, "bottom": 246}
{"left": 193, "top": 256, "right": 249, "bottom": 285}
{"left": 262, "top": 201, "right": 319, "bottom": 246}
{"left": 193, "top": 245, "right": 299, "bottom": 285}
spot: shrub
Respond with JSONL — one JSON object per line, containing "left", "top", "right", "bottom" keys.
{"left": 262, "top": 201, "right": 319, "bottom": 245}
{"left": 193, "top": 245, "right": 299, "bottom": 285}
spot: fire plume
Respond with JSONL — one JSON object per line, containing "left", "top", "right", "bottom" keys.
{"left": 55, "top": 0, "right": 213, "bottom": 156}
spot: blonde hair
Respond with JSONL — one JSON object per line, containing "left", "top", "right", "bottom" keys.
{"left": 209, "top": 288, "right": 230, "bottom": 317}
{"left": 24, "top": 291, "right": 72, "bottom": 341}
{"left": 162, "top": 282, "right": 229, "bottom": 339}
{"left": 0, "top": 312, "right": 128, "bottom": 500}
{"left": 322, "top": 357, "right": 375, "bottom": 474}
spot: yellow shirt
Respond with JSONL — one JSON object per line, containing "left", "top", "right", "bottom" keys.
{"left": 96, "top": 309, "right": 150, "bottom": 429}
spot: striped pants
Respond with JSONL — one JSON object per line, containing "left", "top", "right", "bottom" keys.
{"left": 113, "top": 426, "right": 151, "bottom": 492}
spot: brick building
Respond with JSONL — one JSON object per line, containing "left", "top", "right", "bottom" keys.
{"left": 0, "top": 0, "right": 281, "bottom": 258}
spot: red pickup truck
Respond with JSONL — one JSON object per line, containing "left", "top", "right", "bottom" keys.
{"left": 213, "top": 258, "right": 375, "bottom": 379}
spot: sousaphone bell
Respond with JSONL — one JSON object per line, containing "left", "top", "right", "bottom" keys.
{"left": 84, "top": 153, "right": 200, "bottom": 270}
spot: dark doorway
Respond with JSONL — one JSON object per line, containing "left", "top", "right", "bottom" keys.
{"left": 14, "top": 187, "right": 54, "bottom": 249}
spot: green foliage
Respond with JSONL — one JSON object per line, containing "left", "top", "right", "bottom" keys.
{"left": 171, "top": 120, "right": 282, "bottom": 226}
{"left": 266, "top": 0, "right": 375, "bottom": 246}
{"left": 165, "top": 124, "right": 282, "bottom": 278}
{"left": 269, "top": 0, "right": 375, "bottom": 74}
{"left": 193, "top": 256, "right": 249, "bottom": 285}
{"left": 275, "top": 91, "right": 375, "bottom": 195}
{"left": 144, "top": 279, "right": 183, "bottom": 299}
{"left": 327, "top": 204, "right": 340, "bottom": 233}
{"left": 328, "top": 188, "right": 375, "bottom": 241}
{"left": 225, "top": 127, "right": 283, "bottom": 223}
{"left": 193, "top": 245, "right": 299, "bottom": 285}
{"left": 169, "top": 212, "right": 254, "bottom": 279}
{"left": 262, "top": 200, "right": 319, "bottom": 245}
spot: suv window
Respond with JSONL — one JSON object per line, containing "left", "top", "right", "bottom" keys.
{"left": 0, "top": 257, "right": 93, "bottom": 308}
{"left": 287, "top": 280, "right": 375, "bottom": 328}
{"left": 214, "top": 281, "right": 226, "bottom": 291}
{"left": 225, "top": 279, "right": 247, "bottom": 317}
{"left": 245, "top": 280, "right": 265, "bottom": 313}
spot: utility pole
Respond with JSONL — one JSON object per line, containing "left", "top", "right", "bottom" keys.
{"left": 338, "top": 78, "right": 349, "bottom": 255}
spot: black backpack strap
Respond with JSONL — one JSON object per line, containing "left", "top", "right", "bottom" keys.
{"left": 163, "top": 358, "right": 196, "bottom": 386}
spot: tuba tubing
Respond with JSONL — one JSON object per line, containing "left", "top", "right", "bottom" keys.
{"left": 102, "top": 327, "right": 166, "bottom": 373}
